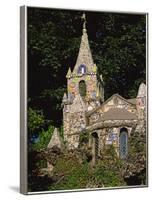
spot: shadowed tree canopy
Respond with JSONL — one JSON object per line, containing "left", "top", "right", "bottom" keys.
{"left": 27, "top": 7, "right": 146, "bottom": 127}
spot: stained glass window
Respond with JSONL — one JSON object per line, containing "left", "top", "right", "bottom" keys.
{"left": 119, "top": 129, "right": 128, "bottom": 159}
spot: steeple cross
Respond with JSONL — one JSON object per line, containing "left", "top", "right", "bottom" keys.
{"left": 82, "top": 13, "right": 86, "bottom": 30}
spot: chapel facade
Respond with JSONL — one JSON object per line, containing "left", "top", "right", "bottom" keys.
{"left": 62, "top": 15, "right": 146, "bottom": 162}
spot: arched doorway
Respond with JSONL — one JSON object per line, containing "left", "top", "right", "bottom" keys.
{"left": 119, "top": 128, "right": 128, "bottom": 159}
{"left": 91, "top": 132, "right": 99, "bottom": 165}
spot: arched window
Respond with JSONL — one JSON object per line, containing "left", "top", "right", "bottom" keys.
{"left": 79, "top": 80, "right": 86, "bottom": 97}
{"left": 119, "top": 128, "right": 128, "bottom": 159}
{"left": 77, "top": 64, "right": 87, "bottom": 74}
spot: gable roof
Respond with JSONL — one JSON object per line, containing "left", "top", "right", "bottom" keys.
{"left": 100, "top": 108, "right": 137, "bottom": 121}
{"left": 86, "top": 93, "right": 136, "bottom": 117}
{"left": 127, "top": 98, "right": 136, "bottom": 105}
{"left": 102, "top": 93, "right": 136, "bottom": 107}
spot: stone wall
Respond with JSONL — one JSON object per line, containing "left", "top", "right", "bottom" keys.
{"left": 63, "top": 94, "right": 87, "bottom": 149}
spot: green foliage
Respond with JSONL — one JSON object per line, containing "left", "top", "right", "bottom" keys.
{"left": 126, "top": 128, "right": 146, "bottom": 183}
{"left": 94, "top": 149, "right": 124, "bottom": 187}
{"left": 28, "top": 107, "right": 45, "bottom": 136}
{"left": 47, "top": 145, "right": 125, "bottom": 190}
{"left": 93, "top": 14, "right": 146, "bottom": 99}
{"left": 32, "top": 125, "right": 55, "bottom": 150}
{"left": 36, "top": 159, "right": 47, "bottom": 169}
{"left": 49, "top": 155, "right": 91, "bottom": 190}
{"left": 28, "top": 147, "right": 126, "bottom": 191}
{"left": 129, "top": 131, "right": 146, "bottom": 155}
{"left": 79, "top": 131, "right": 89, "bottom": 144}
{"left": 89, "top": 145, "right": 125, "bottom": 187}
{"left": 28, "top": 8, "right": 82, "bottom": 126}
{"left": 93, "top": 163, "right": 124, "bottom": 187}
{"left": 128, "top": 129, "right": 146, "bottom": 162}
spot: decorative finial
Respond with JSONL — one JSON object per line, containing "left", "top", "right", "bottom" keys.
{"left": 63, "top": 92, "right": 67, "bottom": 100}
{"left": 81, "top": 13, "right": 87, "bottom": 32}
{"left": 66, "top": 67, "right": 72, "bottom": 78}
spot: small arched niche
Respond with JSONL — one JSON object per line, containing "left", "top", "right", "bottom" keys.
{"left": 77, "top": 64, "right": 87, "bottom": 74}
{"left": 119, "top": 127, "right": 128, "bottom": 159}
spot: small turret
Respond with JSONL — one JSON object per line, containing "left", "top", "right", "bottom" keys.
{"left": 66, "top": 68, "right": 72, "bottom": 79}
{"left": 137, "top": 83, "right": 146, "bottom": 99}
{"left": 62, "top": 92, "right": 68, "bottom": 104}
{"left": 92, "top": 64, "right": 97, "bottom": 74}
{"left": 136, "top": 82, "right": 146, "bottom": 120}
{"left": 136, "top": 82, "right": 146, "bottom": 107}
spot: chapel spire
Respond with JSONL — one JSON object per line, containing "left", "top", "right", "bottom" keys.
{"left": 72, "top": 13, "right": 94, "bottom": 74}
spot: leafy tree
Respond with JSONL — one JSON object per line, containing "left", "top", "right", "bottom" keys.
{"left": 91, "top": 13, "right": 146, "bottom": 99}
{"left": 28, "top": 107, "right": 45, "bottom": 137}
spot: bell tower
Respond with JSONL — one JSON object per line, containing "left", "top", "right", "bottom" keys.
{"left": 62, "top": 13, "right": 104, "bottom": 149}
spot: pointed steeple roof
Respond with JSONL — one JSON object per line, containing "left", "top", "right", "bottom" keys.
{"left": 73, "top": 13, "right": 94, "bottom": 74}
{"left": 47, "top": 128, "right": 63, "bottom": 149}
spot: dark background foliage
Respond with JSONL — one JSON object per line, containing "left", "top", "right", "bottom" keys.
{"left": 28, "top": 7, "right": 146, "bottom": 129}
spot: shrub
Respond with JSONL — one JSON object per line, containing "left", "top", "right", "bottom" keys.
{"left": 32, "top": 125, "right": 55, "bottom": 150}
{"left": 28, "top": 107, "right": 45, "bottom": 136}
